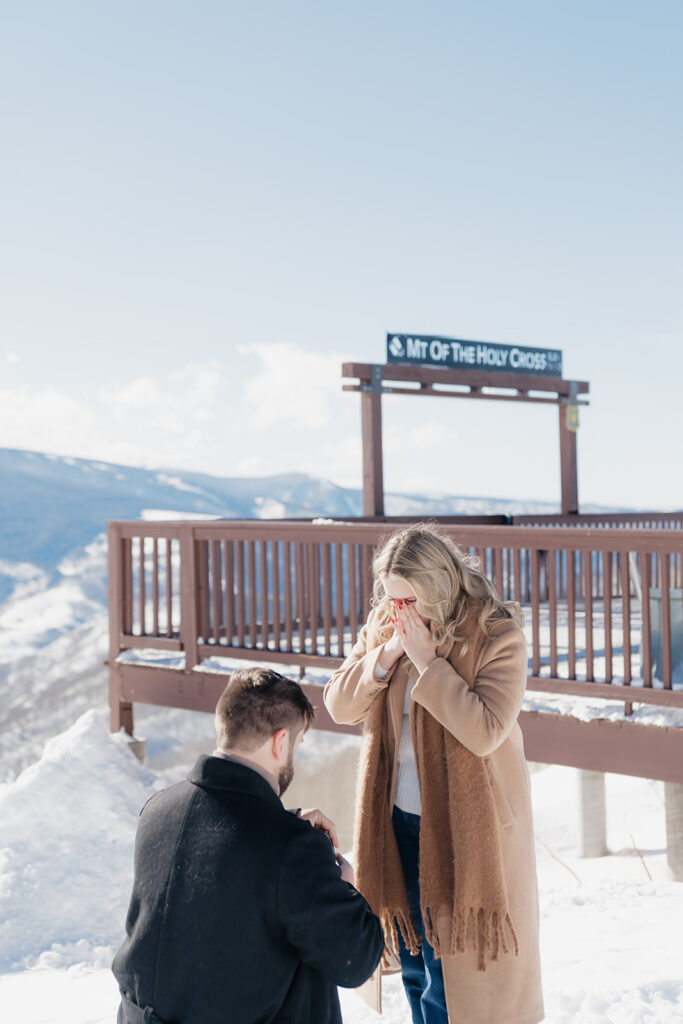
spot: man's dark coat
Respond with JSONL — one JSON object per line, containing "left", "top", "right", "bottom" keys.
{"left": 112, "top": 754, "right": 383, "bottom": 1024}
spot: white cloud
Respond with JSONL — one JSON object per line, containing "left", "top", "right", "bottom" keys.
{"left": 99, "top": 363, "right": 221, "bottom": 430}
{"left": 3, "top": 352, "right": 20, "bottom": 364}
{"left": 91, "top": 363, "right": 227, "bottom": 466}
{"left": 0, "top": 350, "right": 366, "bottom": 486}
{"left": 318, "top": 434, "right": 363, "bottom": 489}
{"left": 237, "top": 344, "right": 347, "bottom": 431}
{"left": 0, "top": 363, "right": 228, "bottom": 471}
{"left": 383, "top": 416, "right": 461, "bottom": 457}
{"left": 232, "top": 455, "right": 269, "bottom": 476}
{"left": 0, "top": 354, "right": 552, "bottom": 500}
{"left": 0, "top": 387, "right": 96, "bottom": 453}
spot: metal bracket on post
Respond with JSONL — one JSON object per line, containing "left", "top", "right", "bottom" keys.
{"left": 569, "top": 380, "right": 578, "bottom": 411}
{"left": 560, "top": 380, "right": 580, "bottom": 432}
{"left": 359, "top": 365, "right": 384, "bottom": 394}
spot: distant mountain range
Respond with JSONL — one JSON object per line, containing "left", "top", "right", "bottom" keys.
{"left": 0, "top": 447, "right": 631, "bottom": 782}
{"left": 0, "top": 448, "right": 363, "bottom": 577}
{"left": 0, "top": 447, "right": 625, "bottom": 582}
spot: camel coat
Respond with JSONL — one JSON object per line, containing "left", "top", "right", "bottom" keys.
{"left": 324, "top": 609, "right": 545, "bottom": 1024}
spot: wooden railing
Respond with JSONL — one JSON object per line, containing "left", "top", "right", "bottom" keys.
{"left": 512, "top": 511, "right": 683, "bottom": 529}
{"left": 108, "top": 520, "right": 683, "bottom": 716}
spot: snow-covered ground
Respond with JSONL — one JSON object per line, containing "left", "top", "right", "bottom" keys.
{"left": 0, "top": 706, "right": 681, "bottom": 1024}
{"left": 1, "top": 448, "right": 681, "bottom": 1020}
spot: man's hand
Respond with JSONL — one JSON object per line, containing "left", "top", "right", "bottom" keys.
{"left": 299, "top": 808, "right": 340, "bottom": 850}
{"left": 336, "top": 852, "right": 355, "bottom": 885}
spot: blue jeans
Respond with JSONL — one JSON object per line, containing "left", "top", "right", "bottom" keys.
{"left": 392, "top": 805, "right": 449, "bottom": 1024}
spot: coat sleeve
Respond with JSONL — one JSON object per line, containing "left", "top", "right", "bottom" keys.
{"left": 278, "top": 823, "right": 384, "bottom": 988}
{"left": 323, "top": 609, "right": 398, "bottom": 726}
{"left": 411, "top": 622, "right": 528, "bottom": 757}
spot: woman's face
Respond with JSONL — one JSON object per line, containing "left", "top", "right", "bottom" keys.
{"left": 382, "top": 574, "right": 430, "bottom": 626}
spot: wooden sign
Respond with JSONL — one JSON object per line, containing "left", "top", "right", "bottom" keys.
{"left": 387, "top": 333, "right": 563, "bottom": 378}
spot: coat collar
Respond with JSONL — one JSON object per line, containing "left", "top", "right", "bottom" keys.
{"left": 435, "top": 633, "right": 456, "bottom": 661}
{"left": 188, "top": 754, "right": 283, "bottom": 808}
{"left": 212, "top": 749, "right": 279, "bottom": 795}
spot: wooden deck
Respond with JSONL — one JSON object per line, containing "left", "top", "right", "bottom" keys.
{"left": 107, "top": 515, "right": 683, "bottom": 782}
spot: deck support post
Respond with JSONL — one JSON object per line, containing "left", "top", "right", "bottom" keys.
{"left": 127, "top": 737, "right": 147, "bottom": 763}
{"left": 108, "top": 523, "right": 134, "bottom": 735}
{"left": 578, "top": 769, "right": 607, "bottom": 857}
{"left": 665, "top": 782, "right": 683, "bottom": 881}
{"left": 110, "top": 695, "right": 134, "bottom": 736}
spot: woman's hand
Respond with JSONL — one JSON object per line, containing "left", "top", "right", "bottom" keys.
{"left": 392, "top": 600, "right": 438, "bottom": 675}
{"left": 336, "top": 851, "right": 355, "bottom": 885}
{"left": 377, "top": 625, "right": 404, "bottom": 672}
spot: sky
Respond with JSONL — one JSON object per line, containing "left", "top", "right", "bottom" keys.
{"left": 1, "top": 0, "right": 681, "bottom": 509}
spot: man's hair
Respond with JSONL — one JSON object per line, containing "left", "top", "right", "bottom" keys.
{"left": 215, "top": 667, "right": 315, "bottom": 752}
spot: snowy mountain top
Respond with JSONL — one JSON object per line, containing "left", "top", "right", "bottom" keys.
{"left": 0, "top": 445, "right": 639, "bottom": 591}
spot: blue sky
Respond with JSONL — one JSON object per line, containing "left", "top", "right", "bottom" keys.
{"left": 1, "top": 1, "right": 681, "bottom": 508}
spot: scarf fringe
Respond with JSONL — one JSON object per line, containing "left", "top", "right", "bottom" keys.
{"left": 382, "top": 909, "right": 421, "bottom": 957}
{"left": 421, "top": 905, "right": 520, "bottom": 973}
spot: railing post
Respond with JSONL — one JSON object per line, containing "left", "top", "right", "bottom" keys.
{"left": 108, "top": 524, "right": 133, "bottom": 735}
{"left": 180, "top": 525, "right": 199, "bottom": 671}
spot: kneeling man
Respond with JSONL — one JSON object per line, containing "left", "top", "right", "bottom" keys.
{"left": 113, "top": 667, "right": 383, "bottom": 1024}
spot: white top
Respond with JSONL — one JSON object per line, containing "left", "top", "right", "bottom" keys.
{"left": 374, "top": 659, "right": 422, "bottom": 816}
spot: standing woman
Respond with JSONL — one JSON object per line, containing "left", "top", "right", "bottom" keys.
{"left": 324, "top": 524, "right": 544, "bottom": 1024}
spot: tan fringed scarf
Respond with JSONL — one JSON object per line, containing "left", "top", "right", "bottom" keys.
{"left": 354, "top": 615, "right": 519, "bottom": 972}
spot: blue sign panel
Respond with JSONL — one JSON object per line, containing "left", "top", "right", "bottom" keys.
{"left": 386, "top": 334, "right": 563, "bottom": 378}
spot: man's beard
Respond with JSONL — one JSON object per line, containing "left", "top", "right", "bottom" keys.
{"left": 278, "top": 743, "right": 296, "bottom": 796}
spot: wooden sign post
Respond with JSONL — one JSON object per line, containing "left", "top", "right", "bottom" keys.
{"left": 343, "top": 335, "right": 589, "bottom": 517}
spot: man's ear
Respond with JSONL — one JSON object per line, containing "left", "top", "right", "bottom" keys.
{"left": 271, "top": 727, "right": 288, "bottom": 761}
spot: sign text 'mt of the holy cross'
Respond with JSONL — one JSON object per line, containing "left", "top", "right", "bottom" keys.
{"left": 386, "top": 332, "right": 563, "bottom": 378}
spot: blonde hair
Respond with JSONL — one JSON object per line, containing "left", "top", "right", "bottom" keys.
{"left": 370, "top": 522, "right": 523, "bottom": 650}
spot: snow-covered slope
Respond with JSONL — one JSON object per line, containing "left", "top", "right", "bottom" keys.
{"left": 0, "top": 709, "right": 158, "bottom": 973}
{"left": 0, "top": 709, "right": 681, "bottom": 1023}
{"left": 0, "top": 533, "right": 109, "bottom": 781}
